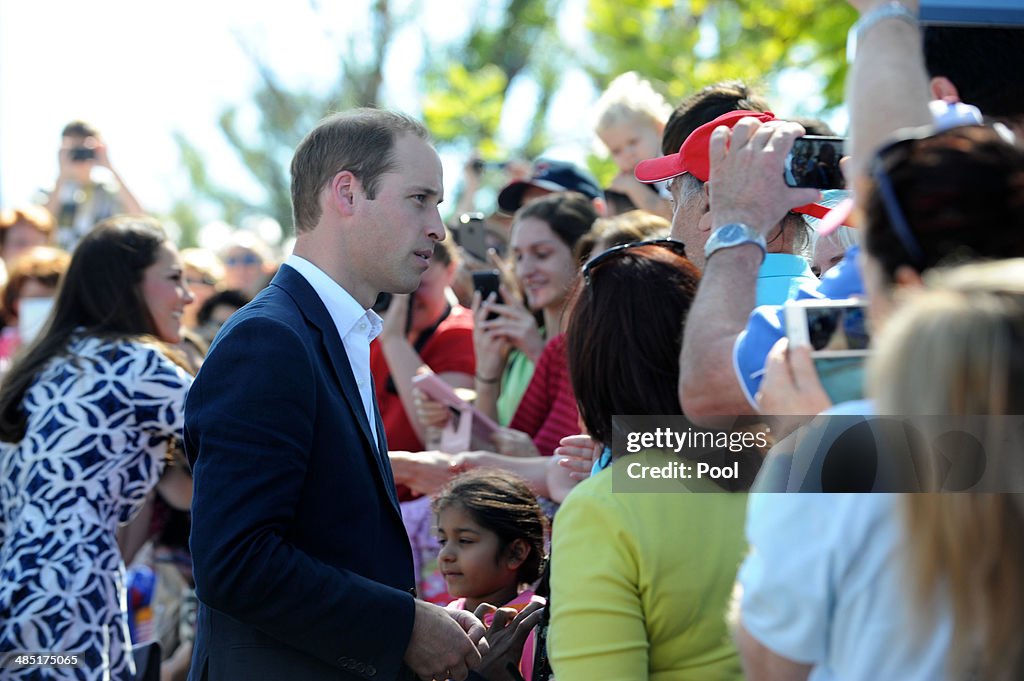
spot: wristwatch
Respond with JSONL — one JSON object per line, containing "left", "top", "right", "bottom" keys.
{"left": 704, "top": 223, "right": 767, "bottom": 263}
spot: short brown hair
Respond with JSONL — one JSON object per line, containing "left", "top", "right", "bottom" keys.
{"left": 61, "top": 120, "right": 100, "bottom": 139}
{"left": 566, "top": 244, "right": 700, "bottom": 447}
{"left": 290, "top": 108, "right": 431, "bottom": 235}
{"left": 662, "top": 81, "right": 771, "bottom": 155}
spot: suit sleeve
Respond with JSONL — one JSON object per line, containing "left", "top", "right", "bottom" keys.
{"left": 186, "top": 315, "right": 414, "bottom": 677}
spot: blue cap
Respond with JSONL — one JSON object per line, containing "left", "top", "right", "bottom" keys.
{"left": 497, "top": 159, "right": 603, "bottom": 213}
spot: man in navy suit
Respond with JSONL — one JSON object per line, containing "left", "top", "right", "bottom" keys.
{"left": 185, "top": 109, "right": 486, "bottom": 681}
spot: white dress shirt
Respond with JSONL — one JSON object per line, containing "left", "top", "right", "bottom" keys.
{"left": 284, "top": 254, "right": 382, "bottom": 450}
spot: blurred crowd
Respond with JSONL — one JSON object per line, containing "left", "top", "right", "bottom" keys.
{"left": 2, "top": 1, "right": 1024, "bottom": 679}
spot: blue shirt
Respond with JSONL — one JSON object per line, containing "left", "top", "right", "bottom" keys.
{"left": 736, "top": 246, "right": 866, "bottom": 408}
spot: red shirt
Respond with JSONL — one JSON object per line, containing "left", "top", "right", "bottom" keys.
{"left": 370, "top": 304, "right": 475, "bottom": 452}
{"left": 510, "top": 334, "right": 580, "bottom": 457}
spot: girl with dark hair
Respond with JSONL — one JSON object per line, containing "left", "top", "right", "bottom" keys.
{"left": 0, "top": 216, "right": 194, "bottom": 680}
{"left": 434, "top": 470, "right": 547, "bottom": 680}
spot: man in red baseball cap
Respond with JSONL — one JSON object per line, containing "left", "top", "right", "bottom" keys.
{"left": 635, "top": 109, "right": 835, "bottom": 276}
{"left": 634, "top": 109, "right": 826, "bottom": 422}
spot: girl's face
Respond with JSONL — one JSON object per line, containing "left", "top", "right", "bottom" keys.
{"left": 436, "top": 503, "right": 521, "bottom": 609}
{"left": 598, "top": 120, "right": 664, "bottom": 174}
{"left": 142, "top": 243, "right": 194, "bottom": 343}
{"left": 511, "top": 216, "right": 578, "bottom": 313}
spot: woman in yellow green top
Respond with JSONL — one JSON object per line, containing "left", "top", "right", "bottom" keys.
{"left": 549, "top": 239, "right": 749, "bottom": 680}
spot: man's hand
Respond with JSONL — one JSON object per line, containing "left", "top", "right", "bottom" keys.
{"left": 404, "top": 600, "right": 483, "bottom": 681}
{"left": 389, "top": 451, "right": 459, "bottom": 497}
{"left": 471, "top": 602, "right": 544, "bottom": 681}
{"left": 708, "top": 118, "right": 821, "bottom": 235}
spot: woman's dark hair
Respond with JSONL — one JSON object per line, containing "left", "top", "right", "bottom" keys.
{"left": 565, "top": 244, "right": 700, "bottom": 447}
{"left": 515, "top": 192, "right": 597, "bottom": 256}
{"left": 0, "top": 216, "right": 173, "bottom": 441}
{"left": 864, "top": 125, "right": 1024, "bottom": 284}
{"left": 433, "top": 470, "right": 546, "bottom": 585}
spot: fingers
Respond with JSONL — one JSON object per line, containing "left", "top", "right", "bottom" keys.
{"left": 558, "top": 433, "right": 597, "bottom": 449}
{"left": 708, "top": 125, "right": 731, "bottom": 170}
{"left": 786, "top": 342, "right": 823, "bottom": 392}
{"left": 473, "top": 602, "right": 497, "bottom": 621}
{"left": 489, "top": 606, "right": 516, "bottom": 631}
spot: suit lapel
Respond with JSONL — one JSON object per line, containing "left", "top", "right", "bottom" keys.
{"left": 272, "top": 266, "right": 401, "bottom": 515}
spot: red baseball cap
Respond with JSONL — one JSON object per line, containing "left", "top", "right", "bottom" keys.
{"left": 634, "top": 109, "right": 853, "bottom": 228}
{"left": 634, "top": 110, "right": 775, "bottom": 184}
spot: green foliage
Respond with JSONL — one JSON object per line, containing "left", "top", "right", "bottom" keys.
{"left": 173, "top": 0, "right": 858, "bottom": 233}
{"left": 584, "top": 0, "right": 856, "bottom": 111}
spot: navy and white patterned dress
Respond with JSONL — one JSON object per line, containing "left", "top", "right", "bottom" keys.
{"left": 0, "top": 337, "right": 192, "bottom": 680}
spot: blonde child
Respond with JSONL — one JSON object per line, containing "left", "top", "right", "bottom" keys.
{"left": 592, "top": 71, "right": 673, "bottom": 219}
{"left": 434, "top": 470, "right": 547, "bottom": 680}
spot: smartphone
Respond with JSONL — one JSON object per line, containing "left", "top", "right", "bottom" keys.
{"left": 919, "top": 0, "right": 1024, "bottom": 26}
{"left": 472, "top": 270, "right": 503, "bottom": 320}
{"left": 784, "top": 298, "right": 870, "bottom": 358}
{"left": 784, "top": 136, "right": 846, "bottom": 190}
{"left": 70, "top": 147, "right": 96, "bottom": 162}
{"left": 456, "top": 212, "right": 491, "bottom": 262}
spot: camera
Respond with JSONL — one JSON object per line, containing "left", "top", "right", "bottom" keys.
{"left": 784, "top": 136, "right": 846, "bottom": 190}
{"left": 70, "top": 147, "right": 96, "bottom": 162}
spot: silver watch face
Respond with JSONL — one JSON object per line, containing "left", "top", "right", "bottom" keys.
{"left": 718, "top": 224, "right": 746, "bottom": 243}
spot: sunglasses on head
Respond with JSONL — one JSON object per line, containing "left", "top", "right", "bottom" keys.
{"left": 583, "top": 238, "right": 688, "bottom": 284}
{"left": 870, "top": 123, "right": 1009, "bottom": 268}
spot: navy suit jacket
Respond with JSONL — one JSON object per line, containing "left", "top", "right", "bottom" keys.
{"left": 186, "top": 265, "right": 417, "bottom": 681}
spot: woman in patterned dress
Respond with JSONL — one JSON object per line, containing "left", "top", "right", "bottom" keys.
{"left": 0, "top": 216, "right": 194, "bottom": 680}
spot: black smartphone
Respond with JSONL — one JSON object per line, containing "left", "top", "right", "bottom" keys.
{"left": 784, "top": 136, "right": 846, "bottom": 190}
{"left": 456, "top": 213, "right": 491, "bottom": 262}
{"left": 70, "top": 147, "right": 96, "bottom": 162}
{"left": 472, "top": 270, "right": 503, "bottom": 320}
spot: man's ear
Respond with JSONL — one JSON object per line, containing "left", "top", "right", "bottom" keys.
{"left": 697, "top": 183, "right": 714, "bottom": 233}
{"left": 505, "top": 539, "right": 529, "bottom": 571}
{"left": 329, "top": 171, "right": 359, "bottom": 217}
{"left": 930, "top": 76, "right": 960, "bottom": 103}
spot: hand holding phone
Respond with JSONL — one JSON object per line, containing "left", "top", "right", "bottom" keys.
{"left": 472, "top": 271, "right": 504, "bottom": 321}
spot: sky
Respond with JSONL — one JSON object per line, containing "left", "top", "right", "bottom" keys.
{"left": 0, "top": 0, "right": 832, "bottom": 243}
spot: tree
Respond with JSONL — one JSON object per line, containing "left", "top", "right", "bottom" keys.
{"left": 583, "top": 0, "right": 856, "bottom": 112}
{"left": 170, "top": 0, "right": 398, "bottom": 245}
{"left": 170, "top": 0, "right": 858, "bottom": 239}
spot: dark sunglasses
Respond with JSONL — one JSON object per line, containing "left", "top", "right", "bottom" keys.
{"left": 583, "top": 238, "right": 688, "bottom": 284}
